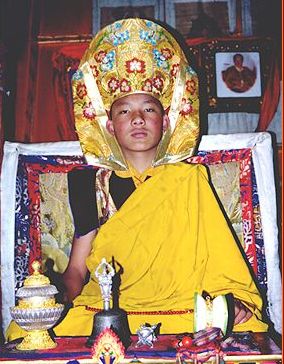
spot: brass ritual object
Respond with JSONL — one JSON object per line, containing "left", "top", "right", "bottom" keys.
{"left": 10, "top": 260, "right": 64, "bottom": 350}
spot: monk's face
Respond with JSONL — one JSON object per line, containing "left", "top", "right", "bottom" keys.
{"left": 234, "top": 55, "right": 243, "bottom": 68}
{"left": 107, "top": 93, "right": 169, "bottom": 158}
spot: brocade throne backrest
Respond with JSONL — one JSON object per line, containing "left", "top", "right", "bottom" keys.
{"left": 0, "top": 133, "right": 281, "bottom": 335}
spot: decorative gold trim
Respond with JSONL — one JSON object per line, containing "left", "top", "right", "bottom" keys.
{"left": 24, "top": 261, "right": 50, "bottom": 287}
{"left": 16, "top": 330, "right": 57, "bottom": 351}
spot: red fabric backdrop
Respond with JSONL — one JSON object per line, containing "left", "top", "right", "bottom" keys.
{"left": 10, "top": 1, "right": 280, "bottom": 143}
{"left": 13, "top": 0, "right": 92, "bottom": 143}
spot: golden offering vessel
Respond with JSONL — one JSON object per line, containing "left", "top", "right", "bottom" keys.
{"left": 10, "top": 260, "right": 64, "bottom": 350}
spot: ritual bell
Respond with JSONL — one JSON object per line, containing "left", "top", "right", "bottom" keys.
{"left": 86, "top": 258, "right": 131, "bottom": 349}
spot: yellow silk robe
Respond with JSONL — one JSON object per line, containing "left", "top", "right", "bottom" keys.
{"left": 7, "top": 163, "right": 267, "bottom": 340}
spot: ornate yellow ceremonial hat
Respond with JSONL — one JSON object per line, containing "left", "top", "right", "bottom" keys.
{"left": 72, "top": 18, "right": 200, "bottom": 170}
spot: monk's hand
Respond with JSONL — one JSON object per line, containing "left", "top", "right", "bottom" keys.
{"left": 234, "top": 298, "right": 253, "bottom": 325}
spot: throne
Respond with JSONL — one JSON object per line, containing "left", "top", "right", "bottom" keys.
{"left": 0, "top": 132, "right": 281, "bottom": 338}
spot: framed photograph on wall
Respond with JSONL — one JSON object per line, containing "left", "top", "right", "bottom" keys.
{"left": 199, "top": 38, "right": 273, "bottom": 113}
{"left": 92, "top": 0, "right": 164, "bottom": 33}
{"left": 216, "top": 52, "right": 261, "bottom": 98}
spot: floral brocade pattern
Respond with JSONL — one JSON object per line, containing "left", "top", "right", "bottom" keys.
{"left": 190, "top": 148, "right": 267, "bottom": 291}
{"left": 39, "top": 173, "right": 75, "bottom": 273}
{"left": 72, "top": 18, "right": 200, "bottom": 170}
{"left": 95, "top": 169, "right": 117, "bottom": 226}
{"left": 75, "top": 19, "right": 197, "bottom": 110}
{"left": 14, "top": 155, "right": 85, "bottom": 292}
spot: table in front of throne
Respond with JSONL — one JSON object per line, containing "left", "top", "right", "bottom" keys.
{"left": 0, "top": 333, "right": 281, "bottom": 364}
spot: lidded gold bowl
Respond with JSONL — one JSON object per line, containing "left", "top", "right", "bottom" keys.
{"left": 10, "top": 260, "right": 64, "bottom": 350}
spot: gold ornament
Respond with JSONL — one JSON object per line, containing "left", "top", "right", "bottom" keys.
{"left": 10, "top": 260, "right": 64, "bottom": 350}
{"left": 72, "top": 18, "right": 200, "bottom": 170}
{"left": 23, "top": 260, "right": 50, "bottom": 287}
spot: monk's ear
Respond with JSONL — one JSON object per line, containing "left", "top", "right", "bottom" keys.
{"left": 162, "top": 114, "right": 170, "bottom": 132}
{"left": 106, "top": 119, "right": 115, "bottom": 135}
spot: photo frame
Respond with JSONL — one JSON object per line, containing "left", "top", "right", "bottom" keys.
{"left": 92, "top": 0, "right": 164, "bottom": 33}
{"left": 216, "top": 51, "right": 261, "bottom": 98}
{"left": 198, "top": 38, "right": 273, "bottom": 113}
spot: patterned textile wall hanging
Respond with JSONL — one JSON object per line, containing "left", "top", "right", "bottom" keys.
{"left": 14, "top": 155, "right": 86, "bottom": 291}
{"left": 190, "top": 148, "right": 267, "bottom": 291}
{"left": 13, "top": 149, "right": 267, "bottom": 298}
{"left": 1, "top": 133, "right": 281, "bottom": 334}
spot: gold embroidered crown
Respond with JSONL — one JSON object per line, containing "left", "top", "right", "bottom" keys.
{"left": 72, "top": 18, "right": 200, "bottom": 170}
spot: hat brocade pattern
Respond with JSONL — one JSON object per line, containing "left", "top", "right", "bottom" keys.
{"left": 72, "top": 18, "right": 200, "bottom": 170}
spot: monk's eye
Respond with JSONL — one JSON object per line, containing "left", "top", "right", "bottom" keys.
{"left": 119, "top": 109, "right": 129, "bottom": 114}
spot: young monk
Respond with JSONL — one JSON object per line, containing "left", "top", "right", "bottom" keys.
{"left": 63, "top": 92, "right": 170, "bottom": 302}
{"left": 6, "top": 18, "right": 267, "bottom": 341}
